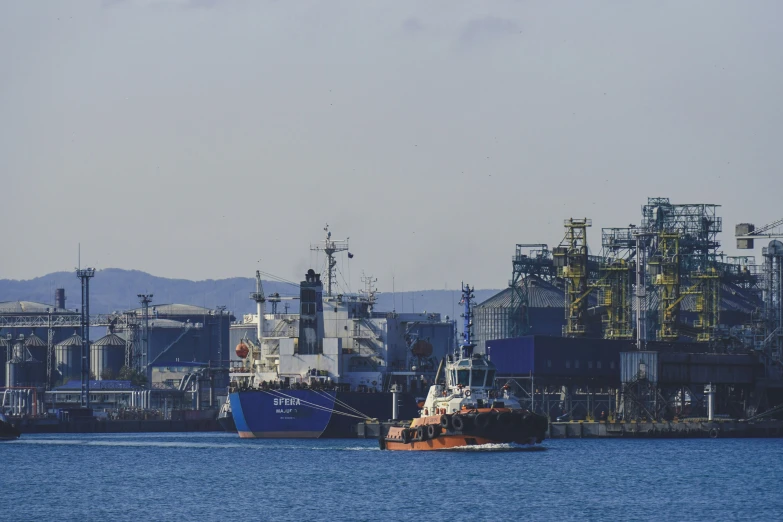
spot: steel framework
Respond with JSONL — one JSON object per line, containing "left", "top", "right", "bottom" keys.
{"left": 649, "top": 232, "right": 681, "bottom": 341}
{"left": 599, "top": 228, "right": 636, "bottom": 340}
{"left": 691, "top": 268, "right": 721, "bottom": 342}
{"left": 310, "top": 224, "right": 348, "bottom": 297}
{"left": 508, "top": 244, "right": 550, "bottom": 337}
{"left": 76, "top": 268, "right": 95, "bottom": 408}
{"left": 554, "top": 219, "right": 592, "bottom": 337}
{"left": 642, "top": 198, "right": 722, "bottom": 275}
{"left": 736, "top": 217, "right": 783, "bottom": 365}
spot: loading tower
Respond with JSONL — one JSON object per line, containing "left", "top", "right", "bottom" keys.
{"left": 599, "top": 228, "right": 635, "bottom": 340}
{"left": 554, "top": 218, "right": 592, "bottom": 337}
{"left": 648, "top": 232, "right": 681, "bottom": 341}
{"left": 508, "top": 244, "right": 551, "bottom": 337}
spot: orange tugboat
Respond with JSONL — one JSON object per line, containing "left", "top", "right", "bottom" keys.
{"left": 379, "top": 283, "right": 548, "bottom": 450}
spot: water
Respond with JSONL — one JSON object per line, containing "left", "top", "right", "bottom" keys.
{"left": 3, "top": 433, "right": 783, "bottom": 521}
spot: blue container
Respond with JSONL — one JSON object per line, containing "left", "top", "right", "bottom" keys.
{"left": 485, "top": 335, "right": 635, "bottom": 386}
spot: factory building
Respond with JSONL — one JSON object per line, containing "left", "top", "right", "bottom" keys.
{"left": 475, "top": 199, "right": 767, "bottom": 353}
{"left": 475, "top": 197, "right": 783, "bottom": 421}
{"left": 121, "top": 303, "right": 232, "bottom": 369}
{"left": 1, "top": 299, "right": 80, "bottom": 387}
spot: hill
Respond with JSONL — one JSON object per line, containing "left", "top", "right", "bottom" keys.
{"left": 0, "top": 269, "right": 501, "bottom": 320}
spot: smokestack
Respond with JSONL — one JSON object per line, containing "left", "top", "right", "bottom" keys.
{"left": 55, "top": 288, "right": 66, "bottom": 310}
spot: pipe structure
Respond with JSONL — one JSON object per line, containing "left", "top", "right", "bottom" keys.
{"left": 392, "top": 386, "right": 399, "bottom": 420}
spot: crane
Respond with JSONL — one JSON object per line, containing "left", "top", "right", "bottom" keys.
{"left": 736, "top": 218, "right": 783, "bottom": 249}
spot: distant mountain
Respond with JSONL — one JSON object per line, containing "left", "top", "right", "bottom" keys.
{"left": 0, "top": 269, "right": 501, "bottom": 320}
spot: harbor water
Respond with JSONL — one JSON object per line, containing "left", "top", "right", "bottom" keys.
{"left": 3, "top": 433, "right": 783, "bottom": 521}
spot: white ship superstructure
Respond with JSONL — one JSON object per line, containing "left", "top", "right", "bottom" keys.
{"left": 230, "top": 227, "right": 455, "bottom": 395}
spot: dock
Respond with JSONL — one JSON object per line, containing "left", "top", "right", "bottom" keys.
{"left": 549, "top": 419, "right": 783, "bottom": 438}
{"left": 359, "top": 418, "right": 783, "bottom": 440}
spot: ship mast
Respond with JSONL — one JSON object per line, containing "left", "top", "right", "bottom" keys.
{"left": 459, "top": 282, "right": 476, "bottom": 359}
{"left": 250, "top": 270, "right": 266, "bottom": 343}
{"left": 310, "top": 224, "right": 349, "bottom": 297}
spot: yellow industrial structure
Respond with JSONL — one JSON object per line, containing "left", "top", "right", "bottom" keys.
{"left": 649, "top": 232, "right": 681, "bottom": 341}
{"left": 598, "top": 258, "right": 633, "bottom": 340}
{"left": 554, "top": 218, "right": 591, "bottom": 337}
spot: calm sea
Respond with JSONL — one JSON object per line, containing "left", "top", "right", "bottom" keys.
{"left": 2, "top": 433, "right": 782, "bottom": 521}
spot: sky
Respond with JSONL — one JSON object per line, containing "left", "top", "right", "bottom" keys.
{"left": 1, "top": 0, "right": 782, "bottom": 292}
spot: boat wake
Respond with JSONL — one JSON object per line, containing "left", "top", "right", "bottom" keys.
{"left": 448, "top": 443, "right": 547, "bottom": 452}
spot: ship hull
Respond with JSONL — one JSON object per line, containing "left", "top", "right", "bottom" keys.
{"left": 0, "top": 419, "right": 21, "bottom": 441}
{"left": 217, "top": 411, "right": 236, "bottom": 432}
{"left": 379, "top": 410, "right": 548, "bottom": 451}
{"left": 383, "top": 435, "right": 499, "bottom": 450}
{"left": 230, "top": 389, "right": 419, "bottom": 439}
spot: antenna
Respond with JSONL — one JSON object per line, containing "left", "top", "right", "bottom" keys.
{"left": 360, "top": 272, "right": 379, "bottom": 313}
{"left": 392, "top": 275, "right": 396, "bottom": 313}
{"left": 310, "top": 224, "right": 348, "bottom": 297}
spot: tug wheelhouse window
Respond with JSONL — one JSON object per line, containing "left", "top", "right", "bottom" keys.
{"left": 485, "top": 369, "right": 495, "bottom": 386}
{"left": 457, "top": 369, "right": 470, "bottom": 386}
{"left": 471, "top": 369, "right": 486, "bottom": 387}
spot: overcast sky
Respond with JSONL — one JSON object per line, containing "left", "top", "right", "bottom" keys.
{"left": 1, "top": 0, "right": 781, "bottom": 292}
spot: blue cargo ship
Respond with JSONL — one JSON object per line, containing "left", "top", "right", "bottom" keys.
{"left": 226, "top": 227, "right": 456, "bottom": 438}
{"left": 230, "top": 388, "right": 420, "bottom": 438}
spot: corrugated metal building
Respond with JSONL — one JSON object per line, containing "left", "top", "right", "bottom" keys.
{"left": 474, "top": 280, "right": 598, "bottom": 352}
{"left": 486, "top": 336, "right": 634, "bottom": 387}
{"left": 486, "top": 335, "right": 760, "bottom": 388}
{"left": 476, "top": 276, "right": 763, "bottom": 351}
{"left": 124, "top": 304, "right": 232, "bottom": 367}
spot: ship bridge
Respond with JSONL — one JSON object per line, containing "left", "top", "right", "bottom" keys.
{"left": 448, "top": 355, "right": 497, "bottom": 390}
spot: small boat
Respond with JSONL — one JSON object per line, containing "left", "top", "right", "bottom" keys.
{"left": 0, "top": 412, "right": 21, "bottom": 441}
{"left": 379, "top": 283, "right": 548, "bottom": 450}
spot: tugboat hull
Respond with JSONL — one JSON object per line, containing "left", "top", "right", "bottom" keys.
{"left": 382, "top": 435, "right": 502, "bottom": 450}
{"left": 380, "top": 409, "right": 548, "bottom": 451}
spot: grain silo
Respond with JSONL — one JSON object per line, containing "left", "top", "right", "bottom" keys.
{"left": 23, "top": 333, "right": 47, "bottom": 386}
{"left": 55, "top": 332, "right": 83, "bottom": 384}
{"left": 91, "top": 333, "right": 126, "bottom": 380}
{"left": 473, "top": 278, "right": 601, "bottom": 353}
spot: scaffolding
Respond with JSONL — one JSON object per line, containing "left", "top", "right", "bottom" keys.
{"left": 762, "top": 241, "right": 783, "bottom": 360}
{"left": 508, "top": 244, "right": 551, "bottom": 337}
{"left": 692, "top": 268, "right": 721, "bottom": 342}
{"left": 642, "top": 198, "right": 722, "bottom": 275}
{"left": 599, "top": 228, "right": 636, "bottom": 340}
{"left": 554, "top": 219, "right": 591, "bottom": 337}
{"left": 649, "top": 232, "right": 681, "bottom": 341}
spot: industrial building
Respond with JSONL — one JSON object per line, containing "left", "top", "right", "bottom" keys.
{"left": 476, "top": 197, "right": 783, "bottom": 421}
{"left": 1, "top": 285, "right": 233, "bottom": 416}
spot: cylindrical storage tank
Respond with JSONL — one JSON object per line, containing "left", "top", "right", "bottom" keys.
{"left": 55, "top": 333, "right": 83, "bottom": 385}
{"left": 91, "top": 333, "right": 126, "bottom": 381}
{"left": 6, "top": 360, "right": 27, "bottom": 388}
{"left": 23, "top": 333, "right": 47, "bottom": 386}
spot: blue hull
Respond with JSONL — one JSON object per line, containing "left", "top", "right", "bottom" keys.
{"left": 230, "top": 389, "right": 419, "bottom": 439}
